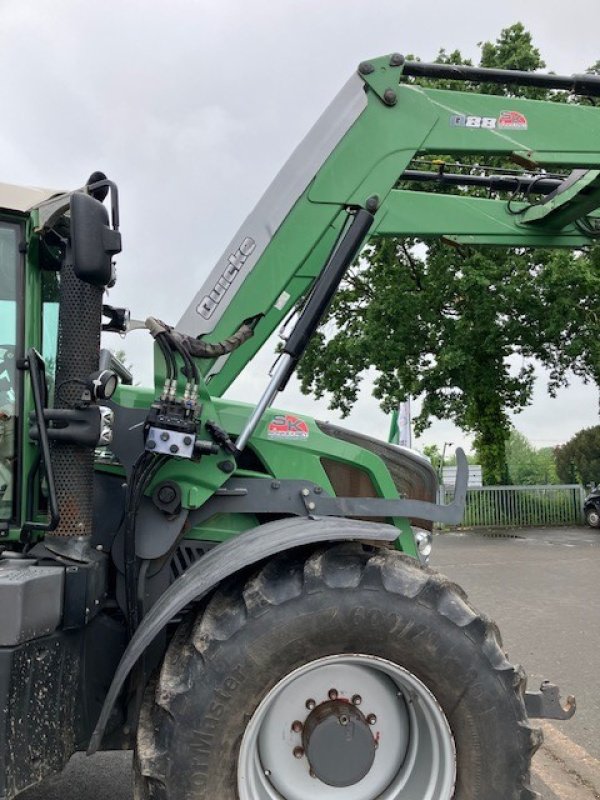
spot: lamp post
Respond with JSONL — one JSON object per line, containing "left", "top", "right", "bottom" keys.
{"left": 440, "top": 441, "right": 453, "bottom": 483}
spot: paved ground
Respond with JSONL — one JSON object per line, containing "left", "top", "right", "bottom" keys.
{"left": 433, "top": 527, "right": 600, "bottom": 799}
{"left": 19, "top": 526, "right": 600, "bottom": 799}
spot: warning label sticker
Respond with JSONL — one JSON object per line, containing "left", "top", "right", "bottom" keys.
{"left": 267, "top": 414, "right": 310, "bottom": 440}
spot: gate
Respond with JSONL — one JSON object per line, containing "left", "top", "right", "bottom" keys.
{"left": 439, "top": 484, "right": 585, "bottom": 528}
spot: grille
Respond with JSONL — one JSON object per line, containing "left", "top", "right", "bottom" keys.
{"left": 169, "top": 540, "right": 214, "bottom": 580}
{"left": 49, "top": 263, "right": 103, "bottom": 537}
{"left": 316, "top": 421, "right": 438, "bottom": 531}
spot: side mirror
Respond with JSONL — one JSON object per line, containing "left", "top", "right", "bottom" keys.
{"left": 70, "top": 192, "right": 122, "bottom": 287}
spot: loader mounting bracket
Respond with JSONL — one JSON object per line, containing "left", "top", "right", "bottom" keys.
{"left": 525, "top": 681, "right": 576, "bottom": 720}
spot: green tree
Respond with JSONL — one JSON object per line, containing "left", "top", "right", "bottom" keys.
{"left": 555, "top": 426, "right": 600, "bottom": 485}
{"left": 505, "top": 429, "right": 559, "bottom": 485}
{"left": 297, "top": 24, "right": 600, "bottom": 484}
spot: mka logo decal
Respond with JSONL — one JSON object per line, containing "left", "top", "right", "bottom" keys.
{"left": 497, "top": 110, "right": 528, "bottom": 129}
{"left": 450, "top": 111, "right": 528, "bottom": 130}
{"left": 196, "top": 236, "right": 256, "bottom": 320}
{"left": 267, "top": 414, "right": 310, "bottom": 440}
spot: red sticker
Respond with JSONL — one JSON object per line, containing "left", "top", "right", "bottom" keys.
{"left": 498, "top": 110, "right": 528, "bottom": 130}
{"left": 267, "top": 414, "right": 309, "bottom": 440}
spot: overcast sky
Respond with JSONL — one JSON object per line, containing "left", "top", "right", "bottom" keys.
{"left": 2, "top": 0, "right": 599, "bottom": 453}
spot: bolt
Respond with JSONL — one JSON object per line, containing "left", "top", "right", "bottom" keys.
{"left": 264, "top": 769, "right": 271, "bottom": 777}
{"left": 301, "top": 488, "right": 310, "bottom": 497}
{"left": 96, "top": 544, "right": 104, "bottom": 551}
{"left": 183, "top": 435, "right": 193, "bottom": 446}
{"left": 389, "top": 52, "right": 405, "bottom": 67}
{"left": 160, "top": 431, "right": 169, "bottom": 442}
{"left": 383, "top": 88, "right": 397, "bottom": 106}
{"left": 147, "top": 439, "right": 157, "bottom": 450}
{"left": 352, "top": 694, "right": 362, "bottom": 706}
{"left": 358, "top": 61, "right": 374, "bottom": 75}
{"left": 271, "top": 481, "right": 280, "bottom": 489}
{"left": 367, "top": 714, "right": 377, "bottom": 725}
{"left": 366, "top": 195, "right": 380, "bottom": 213}
{"left": 306, "top": 699, "right": 316, "bottom": 711}
{"left": 293, "top": 746, "right": 304, "bottom": 759}
{"left": 158, "top": 485, "right": 177, "bottom": 504}
{"left": 339, "top": 714, "right": 349, "bottom": 726}
{"left": 291, "top": 720, "right": 303, "bottom": 733}
{"left": 308, "top": 501, "right": 316, "bottom": 511}
{"left": 328, "top": 689, "right": 338, "bottom": 701}
{"left": 170, "top": 444, "right": 179, "bottom": 454}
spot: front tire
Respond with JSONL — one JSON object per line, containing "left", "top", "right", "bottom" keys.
{"left": 585, "top": 506, "right": 600, "bottom": 528}
{"left": 135, "top": 543, "right": 541, "bottom": 800}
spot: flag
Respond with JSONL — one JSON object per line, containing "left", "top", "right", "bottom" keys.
{"left": 388, "top": 398, "right": 412, "bottom": 448}
{"left": 388, "top": 408, "right": 399, "bottom": 444}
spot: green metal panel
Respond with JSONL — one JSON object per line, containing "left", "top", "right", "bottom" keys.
{"left": 373, "top": 191, "right": 594, "bottom": 247}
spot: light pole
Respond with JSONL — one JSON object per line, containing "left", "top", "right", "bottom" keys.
{"left": 440, "top": 441, "right": 453, "bottom": 483}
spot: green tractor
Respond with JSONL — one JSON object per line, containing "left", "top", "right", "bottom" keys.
{"left": 1, "top": 54, "right": 591, "bottom": 799}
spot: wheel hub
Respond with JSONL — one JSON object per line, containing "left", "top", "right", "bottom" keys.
{"left": 302, "top": 699, "right": 376, "bottom": 787}
{"left": 239, "top": 655, "right": 455, "bottom": 800}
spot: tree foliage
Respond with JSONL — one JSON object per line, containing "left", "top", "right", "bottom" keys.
{"left": 555, "top": 426, "right": 600, "bottom": 485}
{"left": 297, "top": 24, "right": 600, "bottom": 484}
{"left": 505, "top": 429, "right": 558, "bottom": 485}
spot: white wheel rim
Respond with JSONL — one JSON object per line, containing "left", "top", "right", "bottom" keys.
{"left": 237, "top": 654, "right": 456, "bottom": 800}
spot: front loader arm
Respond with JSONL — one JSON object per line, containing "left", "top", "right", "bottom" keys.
{"left": 177, "top": 55, "right": 600, "bottom": 397}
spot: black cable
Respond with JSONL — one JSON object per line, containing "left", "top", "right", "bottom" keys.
{"left": 123, "top": 453, "right": 166, "bottom": 637}
{"left": 166, "top": 331, "right": 199, "bottom": 385}
{"left": 506, "top": 181, "right": 529, "bottom": 216}
{"left": 524, "top": 175, "right": 553, "bottom": 204}
{"left": 155, "top": 332, "right": 175, "bottom": 381}
{"left": 575, "top": 217, "right": 600, "bottom": 238}
{"left": 137, "top": 559, "right": 151, "bottom": 621}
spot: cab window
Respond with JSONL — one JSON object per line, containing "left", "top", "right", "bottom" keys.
{"left": 0, "top": 223, "right": 19, "bottom": 521}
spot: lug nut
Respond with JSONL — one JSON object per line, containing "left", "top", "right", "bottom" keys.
{"left": 291, "top": 720, "right": 303, "bottom": 733}
{"left": 306, "top": 699, "right": 316, "bottom": 710}
{"left": 328, "top": 689, "right": 338, "bottom": 700}
{"left": 293, "top": 746, "right": 304, "bottom": 759}
{"left": 352, "top": 694, "right": 362, "bottom": 706}
{"left": 367, "top": 714, "right": 377, "bottom": 725}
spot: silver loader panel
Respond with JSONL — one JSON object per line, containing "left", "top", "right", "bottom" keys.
{"left": 177, "top": 74, "right": 367, "bottom": 340}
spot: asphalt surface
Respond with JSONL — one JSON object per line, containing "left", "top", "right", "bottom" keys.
{"left": 19, "top": 526, "right": 600, "bottom": 800}
{"left": 433, "top": 527, "right": 600, "bottom": 800}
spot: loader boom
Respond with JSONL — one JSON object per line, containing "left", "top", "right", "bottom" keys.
{"left": 176, "top": 55, "right": 600, "bottom": 398}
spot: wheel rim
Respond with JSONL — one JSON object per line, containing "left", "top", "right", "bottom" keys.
{"left": 587, "top": 510, "right": 599, "bottom": 526}
{"left": 237, "top": 654, "right": 456, "bottom": 800}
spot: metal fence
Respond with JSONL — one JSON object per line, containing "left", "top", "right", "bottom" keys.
{"left": 438, "top": 484, "right": 586, "bottom": 528}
